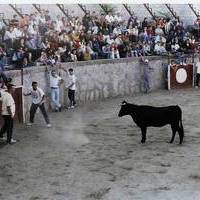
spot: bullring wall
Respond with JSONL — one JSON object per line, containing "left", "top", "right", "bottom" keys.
{"left": 5, "top": 57, "right": 168, "bottom": 116}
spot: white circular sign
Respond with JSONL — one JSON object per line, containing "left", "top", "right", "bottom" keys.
{"left": 176, "top": 68, "right": 187, "bottom": 83}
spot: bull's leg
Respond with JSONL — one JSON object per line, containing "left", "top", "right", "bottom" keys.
{"left": 141, "top": 127, "right": 147, "bottom": 143}
{"left": 170, "top": 124, "right": 177, "bottom": 143}
{"left": 178, "top": 124, "right": 184, "bottom": 144}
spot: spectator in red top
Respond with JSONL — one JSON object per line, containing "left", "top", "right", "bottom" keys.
{"left": 110, "top": 42, "right": 120, "bottom": 59}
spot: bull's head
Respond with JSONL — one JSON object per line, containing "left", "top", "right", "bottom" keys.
{"left": 118, "top": 100, "right": 128, "bottom": 117}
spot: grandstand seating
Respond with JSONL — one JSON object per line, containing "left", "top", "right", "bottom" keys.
{"left": 0, "top": 4, "right": 200, "bottom": 70}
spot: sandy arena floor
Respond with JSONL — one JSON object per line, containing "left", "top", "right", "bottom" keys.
{"left": 0, "top": 89, "right": 200, "bottom": 200}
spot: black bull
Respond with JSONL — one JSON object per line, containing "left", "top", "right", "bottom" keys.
{"left": 118, "top": 101, "right": 184, "bottom": 144}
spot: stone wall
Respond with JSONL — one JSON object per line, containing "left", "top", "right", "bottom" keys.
{"left": 4, "top": 56, "right": 168, "bottom": 117}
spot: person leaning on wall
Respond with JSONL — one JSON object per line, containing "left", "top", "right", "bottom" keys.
{"left": 140, "top": 56, "right": 154, "bottom": 93}
{"left": 60, "top": 67, "right": 77, "bottom": 109}
{"left": 46, "top": 67, "right": 64, "bottom": 112}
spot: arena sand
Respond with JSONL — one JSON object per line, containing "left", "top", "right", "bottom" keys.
{"left": 0, "top": 89, "right": 200, "bottom": 200}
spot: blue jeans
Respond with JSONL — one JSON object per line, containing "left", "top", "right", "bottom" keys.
{"left": 144, "top": 74, "right": 151, "bottom": 93}
{"left": 51, "top": 88, "right": 60, "bottom": 110}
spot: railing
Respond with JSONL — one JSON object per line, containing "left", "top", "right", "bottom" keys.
{"left": 9, "top": 4, "right": 23, "bottom": 18}
{"left": 143, "top": 4, "right": 156, "bottom": 19}
{"left": 78, "top": 4, "right": 87, "bottom": 14}
{"left": 99, "top": 4, "right": 108, "bottom": 14}
{"left": 188, "top": 4, "right": 199, "bottom": 18}
{"left": 32, "top": 4, "right": 42, "bottom": 14}
{"left": 123, "top": 4, "right": 134, "bottom": 16}
{"left": 165, "top": 4, "right": 179, "bottom": 20}
{"left": 0, "top": 13, "right": 10, "bottom": 26}
{"left": 56, "top": 4, "right": 69, "bottom": 17}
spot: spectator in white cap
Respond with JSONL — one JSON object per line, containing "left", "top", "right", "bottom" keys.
{"left": 141, "top": 57, "right": 154, "bottom": 93}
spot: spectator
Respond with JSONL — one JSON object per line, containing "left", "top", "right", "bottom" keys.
{"left": 143, "top": 42, "right": 152, "bottom": 56}
{"left": 0, "top": 46, "right": 7, "bottom": 70}
{"left": 38, "top": 51, "right": 48, "bottom": 65}
{"left": 82, "top": 12, "right": 91, "bottom": 32}
{"left": 155, "top": 24, "right": 164, "bottom": 36}
{"left": 83, "top": 47, "right": 92, "bottom": 61}
{"left": 71, "top": 49, "right": 78, "bottom": 62}
{"left": 4, "top": 26, "right": 15, "bottom": 49}
{"left": 102, "top": 43, "right": 111, "bottom": 59}
{"left": 171, "top": 42, "right": 180, "bottom": 53}
{"left": 114, "top": 12, "right": 123, "bottom": 24}
{"left": 10, "top": 15, "right": 19, "bottom": 27}
{"left": 110, "top": 42, "right": 120, "bottom": 59}
{"left": 12, "top": 47, "right": 24, "bottom": 68}
{"left": 142, "top": 17, "right": 148, "bottom": 30}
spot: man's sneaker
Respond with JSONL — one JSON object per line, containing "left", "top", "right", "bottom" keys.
{"left": 46, "top": 124, "right": 52, "bottom": 128}
{"left": 70, "top": 106, "right": 74, "bottom": 109}
{"left": 26, "top": 123, "right": 32, "bottom": 126}
{"left": 9, "top": 139, "right": 17, "bottom": 144}
{"left": 0, "top": 136, "right": 7, "bottom": 141}
{"left": 195, "top": 86, "right": 198, "bottom": 89}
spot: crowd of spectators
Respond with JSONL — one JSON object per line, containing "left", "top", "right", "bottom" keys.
{"left": 0, "top": 8, "right": 200, "bottom": 70}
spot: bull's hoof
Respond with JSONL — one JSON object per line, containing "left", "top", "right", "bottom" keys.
{"left": 179, "top": 141, "right": 183, "bottom": 145}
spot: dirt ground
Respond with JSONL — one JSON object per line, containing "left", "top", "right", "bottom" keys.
{"left": 0, "top": 89, "right": 200, "bottom": 200}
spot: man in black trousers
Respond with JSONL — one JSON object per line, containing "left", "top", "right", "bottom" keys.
{"left": 0, "top": 80, "right": 16, "bottom": 144}
{"left": 24, "top": 81, "right": 51, "bottom": 127}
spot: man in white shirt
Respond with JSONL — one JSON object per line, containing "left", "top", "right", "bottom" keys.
{"left": 24, "top": 81, "right": 51, "bottom": 127}
{"left": 105, "top": 12, "right": 114, "bottom": 24}
{"left": 195, "top": 58, "right": 200, "bottom": 88}
{"left": 114, "top": 12, "right": 123, "bottom": 23}
{"left": 49, "top": 70, "right": 63, "bottom": 112}
{"left": 66, "top": 68, "right": 77, "bottom": 109}
{"left": 0, "top": 80, "right": 16, "bottom": 144}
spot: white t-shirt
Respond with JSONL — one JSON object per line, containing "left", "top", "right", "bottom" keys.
{"left": 30, "top": 87, "right": 45, "bottom": 104}
{"left": 68, "top": 74, "right": 76, "bottom": 90}
{"left": 196, "top": 62, "right": 200, "bottom": 74}
{"left": 105, "top": 15, "right": 114, "bottom": 23}
{"left": 50, "top": 75, "right": 62, "bottom": 88}
{"left": 1, "top": 91, "right": 15, "bottom": 116}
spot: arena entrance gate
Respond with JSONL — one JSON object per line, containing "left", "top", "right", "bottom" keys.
{"left": 167, "top": 54, "right": 194, "bottom": 90}
{"left": 0, "top": 86, "right": 24, "bottom": 125}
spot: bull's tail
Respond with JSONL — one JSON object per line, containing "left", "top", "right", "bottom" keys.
{"left": 177, "top": 106, "right": 184, "bottom": 144}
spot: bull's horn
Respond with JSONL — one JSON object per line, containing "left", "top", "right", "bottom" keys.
{"left": 121, "top": 100, "right": 127, "bottom": 105}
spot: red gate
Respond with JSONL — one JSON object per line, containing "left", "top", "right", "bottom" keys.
{"left": 0, "top": 86, "right": 24, "bottom": 126}
{"left": 168, "top": 64, "right": 194, "bottom": 89}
